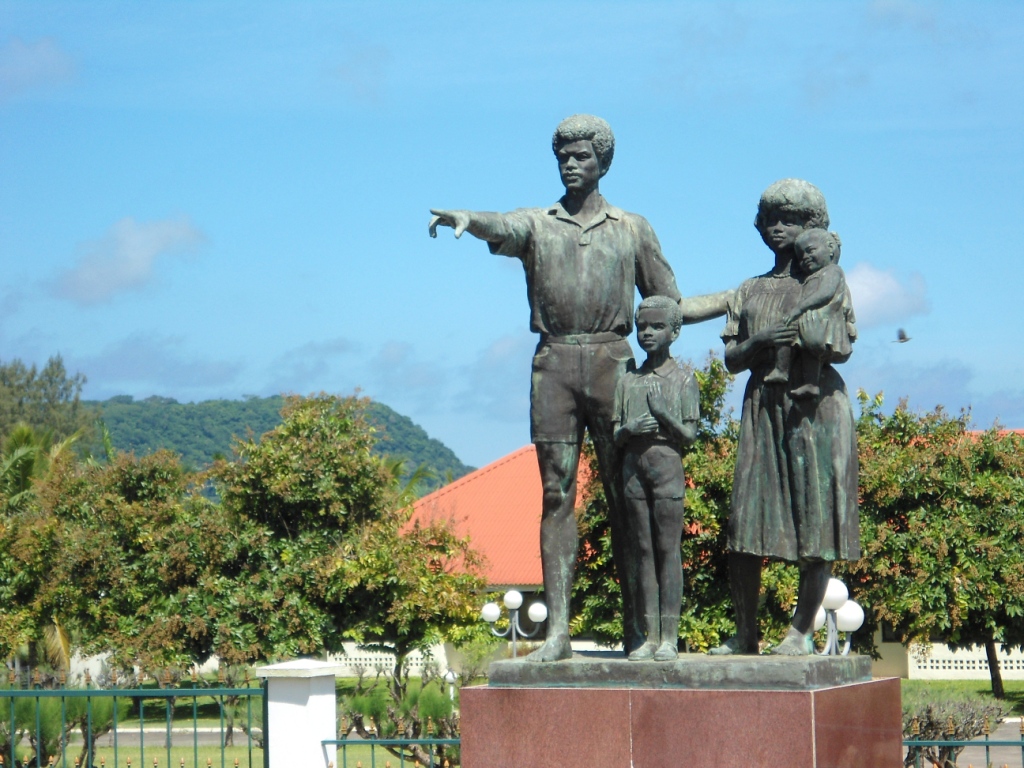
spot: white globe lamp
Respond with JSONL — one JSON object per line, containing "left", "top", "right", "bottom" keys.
{"left": 813, "top": 605, "right": 827, "bottom": 632}
{"left": 481, "top": 602, "right": 501, "bottom": 624}
{"left": 527, "top": 602, "right": 548, "bottom": 623}
{"left": 835, "top": 600, "right": 865, "bottom": 633}
{"left": 821, "top": 578, "right": 849, "bottom": 611}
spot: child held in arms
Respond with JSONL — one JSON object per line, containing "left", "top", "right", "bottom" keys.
{"left": 764, "top": 229, "right": 855, "bottom": 399}
{"left": 613, "top": 295, "right": 699, "bottom": 661}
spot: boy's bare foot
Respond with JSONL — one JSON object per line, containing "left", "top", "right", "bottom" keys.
{"left": 525, "top": 635, "right": 572, "bottom": 662}
{"left": 790, "top": 383, "right": 820, "bottom": 399}
{"left": 653, "top": 642, "right": 678, "bottom": 661}
{"left": 708, "top": 636, "right": 758, "bottom": 655}
{"left": 627, "top": 642, "right": 658, "bottom": 661}
{"left": 763, "top": 369, "right": 789, "bottom": 384}
{"left": 770, "top": 629, "right": 814, "bottom": 656}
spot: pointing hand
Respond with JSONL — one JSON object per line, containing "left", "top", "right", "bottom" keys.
{"left": 429, "top": 209, "right": 470, "bottom": 239}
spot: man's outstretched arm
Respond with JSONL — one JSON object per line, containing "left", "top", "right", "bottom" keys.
{"left": 680, "top": 290, "right": 734, "bottom": 325}
{"left": 428, "top": 209, "right": 507, "bottom": 242}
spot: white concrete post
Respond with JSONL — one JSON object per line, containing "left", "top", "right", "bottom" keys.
{"left": 255, "top": 659, "right": 346, "bottom": 768}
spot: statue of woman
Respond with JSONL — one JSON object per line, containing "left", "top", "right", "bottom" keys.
{"left": 711, "top": 179, "right": 859, "bottom": 656}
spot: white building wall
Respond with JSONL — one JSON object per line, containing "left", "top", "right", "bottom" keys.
{"left": 907, "top": 643, "right": 1024, "bottom": 680}
{"left": 326, "top": 643, "right": 449, "bottom": 676}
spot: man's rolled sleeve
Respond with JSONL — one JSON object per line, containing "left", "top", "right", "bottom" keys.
{"left": 486, "top": 209, "right": 534, "bottom": 260}
{"left": 632, "top": 215, "right": 681, "bottom": 302}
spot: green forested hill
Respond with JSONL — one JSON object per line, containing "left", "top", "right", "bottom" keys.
{"left": 88, "top": 395, "right": 473, "bottom": 491}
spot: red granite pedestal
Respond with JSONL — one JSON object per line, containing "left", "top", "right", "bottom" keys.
{"left": 461, "top": 675, "right": 901, "bottom": 768}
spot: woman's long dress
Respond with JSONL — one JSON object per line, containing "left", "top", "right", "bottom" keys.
{"left": 722, "top": 271, "right": 859, "bottom": 562}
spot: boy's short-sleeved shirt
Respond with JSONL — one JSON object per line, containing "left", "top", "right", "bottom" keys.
{"left": 614, "top": 357, "right": 700, "bottom": 442}
{"left": 486, "top": 197, "right": 681, "bottom": 337}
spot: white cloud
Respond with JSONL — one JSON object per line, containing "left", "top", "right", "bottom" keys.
{"left": 868, "top": 0, "right": 939, "bottom": 37}
{"left": 331, "top": 45, "right": 390, "bottom": 105}
{"left": 265, "top": 337, "right": 357, "bottom": 394}
{"left": 458, "top": 332, "right": 534, "bottom": 422}
{"left": 75, "top": 334, "right": 241, "bottom": 393}
{"left": 0, "top": 37, "right": 75, "bottom": 100}
{"left": 51, "top": 217, "right": 206, "bottom": 305}
{"left": 846, "top": 356, "right": 972, "bottom": 414}
{"left": 845, "top": 261, "right": 929, "bottom": 328}
{"left": 843, "top": 354, "right": 1024, "bottom": 430}
{"left": 800, "top": 51, "right": 870, "bottom": 107}
{"left": 368, "top": 341, "right": 449, "bottom": 411}
{"left": 866, "top": 0, "right": 986, "bottom": 48}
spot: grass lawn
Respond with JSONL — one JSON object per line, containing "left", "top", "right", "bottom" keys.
{"left": 902, "top": 679, "right": 1024, "bottom": 718}
{"left": 8, "top": 745, "right": 262, "bottom": 768}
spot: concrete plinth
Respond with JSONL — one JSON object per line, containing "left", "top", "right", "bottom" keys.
{"left": 256, "top": 659, "right": 345, "bottom": 768}
{"left": 461, "top": 655, "right": 901, "bottom": 768}
{"left": 489, "top": 651, "right": 873, "bottom": 690}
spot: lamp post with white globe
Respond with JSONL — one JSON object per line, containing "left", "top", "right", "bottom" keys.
{"left": 481, "top": 590, "right": 548, "bottom": 658}
{"left": 814, "top": 578, "right": 866, "bottom": 656}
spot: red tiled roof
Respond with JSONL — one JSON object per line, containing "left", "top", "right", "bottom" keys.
{"left": 410, "top": 446, "right": 591, "bottom": 588}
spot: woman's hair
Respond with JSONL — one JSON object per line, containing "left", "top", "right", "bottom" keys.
{"left": 552, "top": 114, "right": 615, "bottom": 171}
{"left": 754, "top": 178, "right": 830, "bottom": 234}
{"left": 636, "top": 295, "right": 683, "bottom": 332}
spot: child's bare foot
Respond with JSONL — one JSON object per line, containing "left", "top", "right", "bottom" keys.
{"left": 653, "top": 642, "right": 678, "bottom": 661}
{"left": 763, "top": 369, "right": 789, "bottom": 384}
{"left": 525, "top": 635, "right": 572, "bottom": 662}
{"left": 790, "top": 383, "right": 820, "bottom": 399}
{"left": 627, "top": 642, "right": 658, "bottom": 661}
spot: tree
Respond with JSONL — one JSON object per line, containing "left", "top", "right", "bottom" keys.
{"left": 572, "top": 354, "right": 799, "bottom": 651}
{"left": 0, "top": 356, "right": 92, "bottom": 441}
{"left": 3, "top": 394, "right": 484, "bottom": 675}
{"left": 23, "top": 449, "right": 227, "bottom": 670}
{"left": 209, "top": 394, "right": 485, "bottom": 657}
{"left": 840, "top": 393, "right": 1024, "bottom": 697}
{"left": 1, "top": 423, "right": 81, "bottom": 514}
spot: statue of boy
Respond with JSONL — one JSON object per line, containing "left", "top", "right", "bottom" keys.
{"left": 613, "top": 296, "right": 699, "bottom": 662}
{"left": 430, "top": 115, "right": 727, "bottom": 661}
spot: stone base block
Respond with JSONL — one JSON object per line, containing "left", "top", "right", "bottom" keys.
{"left": 489, "top": 651, "right": 872, "bottom": 690}
{"left": 461, "top": 678, "right": 901, "bottom": 768}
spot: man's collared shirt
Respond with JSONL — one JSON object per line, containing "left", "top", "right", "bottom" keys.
{"left": 487, "top": 196, "right": 681, "bottom": 337}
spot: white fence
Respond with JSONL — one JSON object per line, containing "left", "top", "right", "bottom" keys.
{"left": 325, "top": 643, "right": 447, "bottom": 677}
{"left": 908, "top": 644, "right": 1024, "bottom": 680}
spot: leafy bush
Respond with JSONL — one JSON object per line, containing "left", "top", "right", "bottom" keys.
{"left": 902, "top": 687, "right": 1007, "bottom": 768}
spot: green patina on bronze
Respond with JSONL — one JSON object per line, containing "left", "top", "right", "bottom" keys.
{"left": 712, "top": 178, "right": 860, "bottom": 658}
{"left": 430, "top": 115, "right": 729, "bottom": 662}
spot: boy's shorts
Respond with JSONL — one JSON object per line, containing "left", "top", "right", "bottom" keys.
{"left": 622, "top": 441, "right": 686, "bottom": 500}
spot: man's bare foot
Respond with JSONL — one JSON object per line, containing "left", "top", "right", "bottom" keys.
{"left": 653, "top": 641, "right": 678, "bottom": 661}
{"left": 708, "top": 636, "right": 758, "bottom": 655}
{"left": 525, "top": 635, "right": 572, "bottom": 662}
{"left": 627, "top": 642, "right": 657, "bottom": 661}
{"left": 770, "top": 629, "right": 813, "bottom": 656}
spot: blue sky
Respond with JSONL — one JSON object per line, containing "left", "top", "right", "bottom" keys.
{"left": 1, "top": 1, "right": 1021, "bottom": 468}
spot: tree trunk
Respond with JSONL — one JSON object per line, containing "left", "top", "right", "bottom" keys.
{"left": 984, "top": 637, "right": 1005, "bottom": 699}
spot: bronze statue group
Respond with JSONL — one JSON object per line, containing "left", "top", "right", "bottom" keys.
{"left": 430, "top": 115, "right": 858, "bottom": 662}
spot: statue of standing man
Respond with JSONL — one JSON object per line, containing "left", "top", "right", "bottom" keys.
{"left": 430, "top": 115, "right": 727, "bottom": 661}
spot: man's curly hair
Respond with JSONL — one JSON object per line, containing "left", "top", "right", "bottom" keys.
{"left": 552, "top": 114, "right": 615, "bottom": 171}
